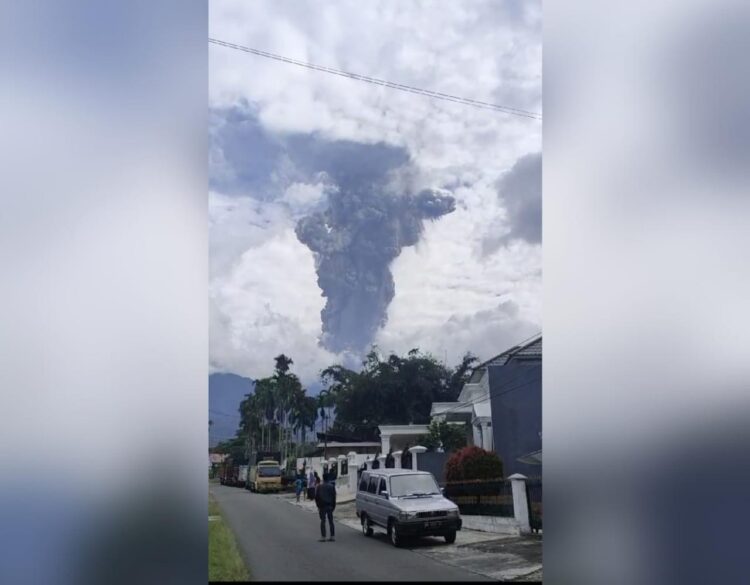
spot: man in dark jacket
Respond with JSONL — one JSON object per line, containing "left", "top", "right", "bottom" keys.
{"left": 315, "top": 473, "right": 337, "bottom": 541}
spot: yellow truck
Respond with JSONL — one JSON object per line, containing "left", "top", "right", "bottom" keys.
{"left": 247, "top": 460, "right": 283, "bottom": 493}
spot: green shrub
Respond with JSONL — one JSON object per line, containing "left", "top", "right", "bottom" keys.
{"left": 445, "top": 446, "right": 504, "bottom": 481}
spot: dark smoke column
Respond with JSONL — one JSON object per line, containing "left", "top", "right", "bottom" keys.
{"left": 296, "top": 187, "right": 455, "bottom": 353}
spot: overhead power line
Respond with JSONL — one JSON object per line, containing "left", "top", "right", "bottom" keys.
{"left": 209, "top": 38, "right": 541, "bottom": 120}
{"left": 306, "top": 370, "right": 539, "bottom": 432}
{"left": 209, "top": 409, "right": 240, "bottom": 418}
{"left": 439, "top": 370, "right": 541, "bottom": 418}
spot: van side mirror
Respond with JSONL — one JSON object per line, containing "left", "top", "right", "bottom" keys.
{"left": 379, "top": 490, "right": 389, "bottom": 499}
{"left": 440, "top": 487, "right": 445, "bottom": 495}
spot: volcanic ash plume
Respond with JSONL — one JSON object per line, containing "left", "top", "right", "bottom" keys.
{"left": 296, "top": 187, "right": 456, "bottom": 353}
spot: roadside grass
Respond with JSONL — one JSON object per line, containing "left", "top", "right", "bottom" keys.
{"left": 209, "top": 493, "right": 250, "bottom": 582}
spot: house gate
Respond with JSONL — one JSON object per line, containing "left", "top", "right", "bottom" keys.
{"left": 525, "top": 477, "right": 542, "bottom": 532}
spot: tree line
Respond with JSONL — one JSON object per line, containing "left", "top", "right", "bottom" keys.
{"left": 212, "top": 348, "right": 479, "bottom": 463}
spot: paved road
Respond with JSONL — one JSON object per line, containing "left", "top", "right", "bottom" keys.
{"left": 210, "top": 485, "right": 492, "bottom": 581}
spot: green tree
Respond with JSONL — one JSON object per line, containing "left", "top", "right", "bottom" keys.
{"left": 422, "top": 419, "right": 467, "bottom": 452}
{"left": 215, "top": 434, "right": 248, "bottom": 463}
{"left": 272, "top": 354, "right": 301, "bottom": 464}
{"left": 446, "top": 353, "right": 479, "bottom": 401}
{"left": 321, "top": 347, "right": 476, "bottom": 438}
{"left": 290, "top": 392, "right": 317, "bottom": 456}
{"left": 238, "top": 355, "right": 316, "bottom": 463}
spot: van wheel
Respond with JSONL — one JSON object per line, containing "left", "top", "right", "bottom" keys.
{"left": 388, "top": 520, "right": 404, "bottom": 548}
{"left": 444, "top": 530, "right": 457, "bottom": 544}
{"left": 361, "top": 515, "right": 374, "bottom": 537}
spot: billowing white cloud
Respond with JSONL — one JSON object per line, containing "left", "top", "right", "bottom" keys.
{"left": 209, "top": 222, "right": 340, "bottom": 383}
{"left": 377, "top": 194, "right": 542, "bottom": 363}
{"left": 209, "top": 191, "right": 288, "bottom": 278}
{"left": 209, "top": 0, "right": 542, "bottom": 384}
{"left": 281, "top": 179, "right": 334, "bottom": 217}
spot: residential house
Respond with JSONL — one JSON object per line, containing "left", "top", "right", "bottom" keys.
{"left": 488, "top": 336, "right": 542, "bottom": 477}
{"left": 378, "top": 335, "right": 542, "bottom": 469}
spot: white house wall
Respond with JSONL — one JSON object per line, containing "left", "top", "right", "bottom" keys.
{"left": 296, "top": 453, "right": 372, "bottom": 478}
{"left": 472, "top": 424, "right": 482, "bottom": 446}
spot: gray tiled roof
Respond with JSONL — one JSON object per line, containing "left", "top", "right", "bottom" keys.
{"left": 466, "top": 335, "right": 542, "bottom": 383}
{"left": 511, "top": 336, "right": 542, "bottom": 359}
{"left": 480, "top": 335, "right": 542, "bottom": 368}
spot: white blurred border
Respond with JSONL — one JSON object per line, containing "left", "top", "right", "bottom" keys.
{"left": 545, "top": 1, "right": 750, "bottom": 584}
{"left": 0, "top": 2, "right": 207, "bottom": 584}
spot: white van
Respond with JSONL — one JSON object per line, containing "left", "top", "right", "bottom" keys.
{"left": 355, "top": 468, "right": 462, "bottom": 547}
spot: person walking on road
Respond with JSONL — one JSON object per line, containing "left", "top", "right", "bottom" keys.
{"left": 315, "top": 472, "right": 337, "bottom": 542}
{"left": 307, "top": 470, "right": 315, "bottom": 500}
{"left": 294, "top": 472, "right": 304, "bottom": 503}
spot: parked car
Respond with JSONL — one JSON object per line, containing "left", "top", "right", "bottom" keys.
{"left": 355, "top": 468, "right": 462, "bottom": 547}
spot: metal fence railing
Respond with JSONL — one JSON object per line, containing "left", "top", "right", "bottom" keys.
{"left": 443, "top": 478, "right": 515, "bottom": 517}
{"left": 525, "top": 477, "right": 542, "bottom": 531}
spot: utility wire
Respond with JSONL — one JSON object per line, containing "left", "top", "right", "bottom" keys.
{"left": 209, "top": 409, "right": 241, "bottom": 418}
{"left": 327, "top": 334, "right": 543, "bottom": 425}
{"left": 437, "top": 335, "right": 542, "bottom": 417}
{"left": 211, "top": 369, "right": 539, "bottom": 432}
{"left": 440, "top": 370, "right": 541, "bottom": 416}
{"left": 212, "top": 334, "right": 542, "bottom": 432}
{"left": 303, "top": 371, "right": 539, "bottom": 433}
{"left": 318, "top": 361, "right": 541, "bottom": 432}
{"left": 209, "top": 38, "right": 541, "bottom": 120}
{"left": 473, "top": 331, "right": 542, "bottom": 368}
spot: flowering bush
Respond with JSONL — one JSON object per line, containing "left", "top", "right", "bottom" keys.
{"left": 444, "top": 446, "right": 504, "bottom": 482}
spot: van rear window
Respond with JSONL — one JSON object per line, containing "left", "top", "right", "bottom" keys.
{"left": 367, "top": 476, "right": 379, "bottom": 494}
{"left": 359, "top": 474, "right": 368, "bottom": 491}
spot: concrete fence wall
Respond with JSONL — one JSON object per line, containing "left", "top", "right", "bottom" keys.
{"left": 306, "top": 448, "right": 540, "bottom": 536}
{"left": 443, "top": 474, "right": 537, "bottom": 536}
{"left": 415, "top": 451, "right": 452, "bottom": 485}
{"left": 460, "top": 515, "right": 521, "bottom": 536}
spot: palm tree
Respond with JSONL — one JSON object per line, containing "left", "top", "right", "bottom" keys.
{"left": 240, "top": 393, "right": 265, "bottom": 455}
{"left": 273, "top": 355, "right": 297, "bottom": 465}
{"left": 288, "top": 385, "right": 307, "bottom": 460}
{"left": 254, "top": 378, "right": 276, "bottom": 452}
